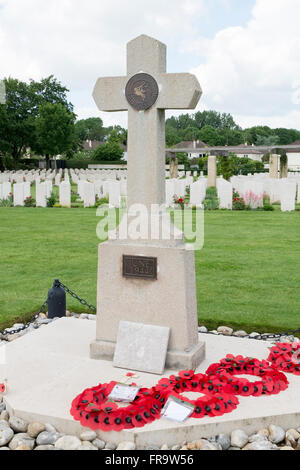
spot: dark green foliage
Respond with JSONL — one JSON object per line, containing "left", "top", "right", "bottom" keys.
{"left": 166, "top": 111, "right": 300, "bottom": 147}
{"left": 92, "top": 130, "right": 124, "bottom": 162}
{"left": 0, "top": 76, "right": 75, "bottom": 168}
{"left": 232, "top": 191, "right": 246, "bottom": 211}
{"left": 75, "top": 117, "right": 105, "bottom": 142}
{"left": 24, "top": 196, "right": 36, "bottom": 208}
{"left": 204, "top": 187, "right": 219, "bottom": 210}
{"left": 46, "top": 192, "right": 57, "bottom": 208}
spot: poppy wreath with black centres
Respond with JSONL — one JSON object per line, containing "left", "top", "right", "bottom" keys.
{"left": 155, "top": 370, "right": 240, "bottom": 418}
{"left": 156, "top": 370, "right": 228, "bottom": 395}
{"left": 267, "top": 343, "right": 300, "bottom": 376}
{"left": 206, "top": 355, "right": 289, "bottom": 397}
{"left": 70, "top": 381, "right": 169, "bottom": 432}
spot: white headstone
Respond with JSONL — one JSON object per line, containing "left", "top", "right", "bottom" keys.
{"left": 190, "top": 180, "right": 207, "bottom": 206}
{"left": 109, "top": 181, "right": 121, "bottom": 208}
{"left": 280, "top": 180, "right": 296, "bottom": 212}
{"left": 2, "top": 182, "right": 11, "bottom": 199}
{"left": 13, "top": 183, "right": 24, "bottom": 206}
{"left": 83, "top": 182, "right": 95, "bottom": 208}
{"left": 59, "top": 182, "right": 71, "bottom": 208}
{"left": 36, "top": 182, "right": 47, "bottom": 208}
{"left": 217, "top": 179, "right": 233, "bottom": 210}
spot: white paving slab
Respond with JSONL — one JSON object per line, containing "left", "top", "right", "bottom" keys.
{"left": 113, "top": 321, "right": 170, "bottom": 375}
{"left": 1, "top": 318, "right": 300, "bottom": 449}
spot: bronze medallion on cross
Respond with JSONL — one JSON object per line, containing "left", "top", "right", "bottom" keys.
{"left": 125, "top": 73, "right": 159, "bottom": 111}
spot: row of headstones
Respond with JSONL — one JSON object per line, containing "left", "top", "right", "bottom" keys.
{"left": 0, "top": 181, "right": 54, "bottom": 207}
{"left": 167, "top": 175, "right": 300, "bottom": 212}
{"left": 166, "top": 177, "right": 232, "bottom": 210}
{"left": 2, "top": 175, "right": 300, "bottom": 211}
{"left": 231, "top": 176, "right": 300, "bottom": 211}
{"left": 0, "top": 169, "right": 63, "bottom": 184}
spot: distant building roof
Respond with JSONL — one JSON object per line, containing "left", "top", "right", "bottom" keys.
{"left": 235, "top": 145, "right": 264, "bottom": 155}
{"left": 172, "top": 140, "right": 210, "bottom": 151}
{"left": 83, "top": 140, "right": 103, "bottom": 151}
{"left": 83, "top": 140, "right": 127, "bottom": 152}
{"left": 288, "top": 141, "right": 300, "bottom": 153}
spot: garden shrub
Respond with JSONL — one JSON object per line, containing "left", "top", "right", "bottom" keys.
{"left": 232, "top": 191, "right": 246, "bottom": 210}
{"left": 24, "top": 196, "right": 36, "bottom": 207}
{"left": 204, "top": 187, "right": 219, "bottom": 210}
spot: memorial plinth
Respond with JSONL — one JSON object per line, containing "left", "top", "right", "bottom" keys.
{"left": 90, "top": 35, "right": 205, "bottom": 371}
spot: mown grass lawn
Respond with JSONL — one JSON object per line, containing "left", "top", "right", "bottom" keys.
{"left": 0, "top": 207, "right": 299, "bottom": 335}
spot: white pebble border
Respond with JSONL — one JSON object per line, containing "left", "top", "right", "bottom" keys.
{"left": 0, "top": 315, "right": 299, "bottom": 450}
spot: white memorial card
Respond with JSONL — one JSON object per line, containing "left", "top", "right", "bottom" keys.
{"left": 161, "top": 396, "right": 195, "bottom": 423}
{"left": 108, "top": 383, "right": 140, "bottom": 403}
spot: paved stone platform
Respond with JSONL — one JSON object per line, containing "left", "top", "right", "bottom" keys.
{"left": 1, "top": 318, "right": 299, "bottom": 449}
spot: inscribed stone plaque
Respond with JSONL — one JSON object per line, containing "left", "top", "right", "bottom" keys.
{"left": 113, "top": 321, "right": 170, "bottom": 375}
{"left": 125, "top": 73, "right": 159, "bottom": 111}
{"left": 123, "top": 255, "right": 157, "bottom": 280}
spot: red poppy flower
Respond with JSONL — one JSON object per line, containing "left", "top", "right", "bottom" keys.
{"left": 100, "top": 402, "right": 118, "bottom": 413}
{"left": 156, "top": 378, "right": 174, "bottom": 392}
{"left": 179, "top": 370, "right": 195, "bottom": 380}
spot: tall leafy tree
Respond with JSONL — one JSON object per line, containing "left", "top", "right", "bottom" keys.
{"left": 92, "top": 130, "right": 124, "bottom": 162}
{"left": 0, "top": 78, "right": 36, "bottom": 167}
{"left": 34, "top": 103, "right": 76, "bottom": 167}
{"left": 75, "top": 117, "right": 105, "bottom": 142}
{"left": 0, "top": 75, "right": 74, "bottom": 167}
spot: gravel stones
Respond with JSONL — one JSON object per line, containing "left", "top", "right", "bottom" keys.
{"left": 92, "top": 439, "right": 106, "bottom": 450}
{"left": 27, "top": 422, "right": 46, "bottom": 438}
{"left": 217, "top": 326, "right": 233, "bottom": 336}
{"left": 269, "top": 425, "right": 285, "bottom": 444}
{"left": 0, "top": 427, "right": 14, "bottom": 447}
{"left": 55, "top": 435, "right": 82, "bottom": 450}
{"left": 9, "top": 433, "right": 35, "bottom": 450}
{"left": 117, "top": 442, "right": 136, "bottom": 451}
{"left": 231, "top": 430, "right": 249, "bottom": 449}
{"left": 79, "top": 430, "right": 97, "bottom": 442}
{"left": 9, "top": 416, "right": 28, "bottom": 433}
{"left": 36, "top": 431, "right": 62, "bottom": 446}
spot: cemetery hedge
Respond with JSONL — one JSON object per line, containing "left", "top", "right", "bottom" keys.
{"left": 0, "top": 207, "right": 299, "bottom": 336}
{"left": 65, "top": 160, "right": 127, "bottom": 169}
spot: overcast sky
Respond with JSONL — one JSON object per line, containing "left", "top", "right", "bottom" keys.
{"left": 1, "top": 0, "right": 300, "bottom": 130}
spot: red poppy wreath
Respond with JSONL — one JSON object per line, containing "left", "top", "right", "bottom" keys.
{"left": 267, "top": 343, "right": 300, "bottom": 376}
{"left": 70, "top": 381, "right": 170, "bottom": 432}
{"left": 155, "top": 370, "right": 239, "bottom": 418}
{"left": 206, "top": 355, "right": 289, "bottom": 397}
{"left": 70, "top": 352, "right": 292, "bottom": 432}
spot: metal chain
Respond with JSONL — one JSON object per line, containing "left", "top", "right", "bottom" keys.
{"left": 58, "top": 281, "right": 96, "bottom": 313}
{"left": 1, "top": 279, "right": 298, "bottom": 344}
{"left": 201, "top": 327, "right": 300, "bottom": 342}
{"left": 59, "top": 280, "right": 299, "bottom": 341}
{"left": 0, "top": 299, "right": 48, "bottom": 341}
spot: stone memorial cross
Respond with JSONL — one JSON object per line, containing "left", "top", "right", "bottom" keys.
{"left": 91, "top": 35, "right": 205, "bottom": 371}
{"left": 93, "top": 34, "right": 202, "bottom": 210}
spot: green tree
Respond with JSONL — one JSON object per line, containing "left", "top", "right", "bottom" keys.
{"left": 180, "top": 126, "right": 200, "bottom": 142}
{"left": 273, "top": 128, "right": 300, "bottom": 145}
{"left": 30, "top": 75, "right": 73, "bottom": 113}
{"left": 166, "top": 125, "right": 181, "bottom": 147}
{"left": 0, "top": 78, "right": 36, "bottom": 167}
{"left": 105, "top": 125, "right": 128, "bottom": 145}
{"left": 75, "top": 117, "right": 105, "bottom": 142}
{"left": 243, "top": 126, "right": 274, "bottom": 145}
{"left": 256, "top": 135, "right": 280, "bottom": 146}
{"left": 0, "top": 76, "right": 74, "bottom": 167}
{"left": 34, "top": 103, "right": 76, "bottom": 168}
{"left": 92, "top": 130, "right": 124, "bottom": 162}
{"left": 198, "top": 125, "right": 222, "bottom": 146}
